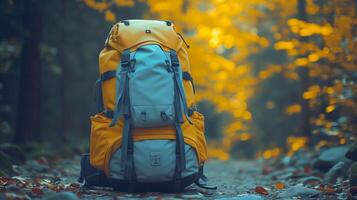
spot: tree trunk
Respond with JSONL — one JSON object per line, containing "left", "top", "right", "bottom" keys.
{"left": 297, "top": 0, "right": 312, "bottom": 143}
{"left": 59, "top": 0, "right": 69, "bottom": 142}
{"left": 14, "top": 0, "right": 43, "bottom": 144}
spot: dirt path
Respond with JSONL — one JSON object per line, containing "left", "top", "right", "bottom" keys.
{"left": 0, "top": 156, "right": 348, "bottom": 199}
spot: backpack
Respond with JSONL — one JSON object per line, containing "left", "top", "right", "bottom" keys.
{"left": 78, "top": 19, "right": 215, "bottom": 192}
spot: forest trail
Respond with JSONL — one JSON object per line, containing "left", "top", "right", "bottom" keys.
{"left": 0, "top": 155, "right": 349, "bottom": 199}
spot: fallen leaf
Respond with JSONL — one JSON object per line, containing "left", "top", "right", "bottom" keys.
{"left": 255, "top": 186, "right": 269, "bottom": 195}
{"left": 31, "top": 187, "right": 43, "bottom": 195}
{"left": 303, "top": 165, "right": 312, "bottom": 174}
{"left": 0, "top": 177, "right": 9, "bottom": 186}
{"left": 275, "top": 182, "right": 285, "bottom": 190}
{"left": 324, "top": 186, "right": 335, "bottom": 194}
{"left": 262, "top": 167, "right": 272, "bottom": 175}
{"left": 37, "top": 157, "right": 49, "bottom": 165}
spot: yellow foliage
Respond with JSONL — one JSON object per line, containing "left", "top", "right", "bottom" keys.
{"left": 303, "top": 85, "right": 321, "bottom": 99}
{"left": 274, "top": 41, "right": 295, "bottom": 50}
{"left": 285, "top": 104, "right": 302, "bottom": 115}
{"left": 326, "top": 105, "right": 336, "bottom": 113}
{"left": 308, "top": 53, "right": 320, "bottom": 62}
{"left": 114, "top": 0, "right": 134, "bottom": 7}
{"left": 238, "top": 133, "right": 252, "bottom": 141}
{"left": 288, "top": 18, "right": 333, "bottom": 37}
{"left": 105, "top": 10, "right": 116, "bottom": 23}
{"left": 83, "top": 0, "right": 109, "bottom": 11}
{"left": 295, "top": 58, "right": 309, "bottom": 66}
{"left": 262, "top": 147, "right": 282, "bottom": 159}
{"left": 287, "top": 136, "right": 308, "bottom": 155}
{"left": 207, "top": 147, "right": 230, "bottom": 161}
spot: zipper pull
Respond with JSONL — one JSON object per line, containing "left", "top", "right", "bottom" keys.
{"left": 177, "top": 33, "right": 190, "bottom": 49}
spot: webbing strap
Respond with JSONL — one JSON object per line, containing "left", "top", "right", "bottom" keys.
{"left": 110, "top": 49, "right": 131, "bottom": 127}
{"left": 121, "top": 116, "right": 136, "bottom": 182}
{"left": 194, "top": 165, "right": 218, "bottom": 190}
{"left": 170, "top": 50, "right": 188, "bottom": 186}
{"left": 174, "top": 123, "right": 186, "bottom": 173}
{"left": 182, "top": 71, "right": 196, "bottom": 94}
{"left": 95, "top": 70, "right": 117, "bottom": 113}
{"left": 170, "top": 50, "right": 192, "bottom": 124}
{"left": 121, "top": 116, "right": 130, "bottom": 171}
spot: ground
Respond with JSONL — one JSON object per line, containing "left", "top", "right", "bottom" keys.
{"left": 0, "top": 154, "right": 350, "bottom": 199}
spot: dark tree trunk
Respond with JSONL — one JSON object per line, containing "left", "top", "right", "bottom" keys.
{"left": 14, "top": 0, "right": 43, "bottom": 144}
{"left": 297, "top": 0, "right": 312, "bottom": 143}
{"left": 59, "top": 0, "right": 69, "bottom": 142}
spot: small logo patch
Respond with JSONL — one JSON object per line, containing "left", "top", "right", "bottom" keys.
{"left": 150, "top": 152, "right": 161, "bottom": 166}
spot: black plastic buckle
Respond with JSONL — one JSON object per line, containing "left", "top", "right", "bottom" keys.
{"left": 103, "top": 109, "right": 114, "bottom": 118}
{"left": 171, "top": 60, "right": 179, "bottom": 67}
{"left": 121, "top": 61, "right": 130, "bottom": 68}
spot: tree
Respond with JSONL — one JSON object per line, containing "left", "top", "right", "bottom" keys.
{"left": 14, "top": 0, "right": 43, "bottom": 144}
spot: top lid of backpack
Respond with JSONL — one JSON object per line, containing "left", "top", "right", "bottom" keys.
{"left": 106, "top": 19, "right": 184, "bottom": 52}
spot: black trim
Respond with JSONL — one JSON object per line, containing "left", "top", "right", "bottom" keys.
{"left": 111, "top": 173, "right": 199, "bottom": 192}
{"left": 102, "top": 108, "right": 197, "bottom": 119}
{"left": 103, "top": 109, "right": 114, "bottom": 118}
{"left": 97, "top": 70, "right": 116, "bottom": 83}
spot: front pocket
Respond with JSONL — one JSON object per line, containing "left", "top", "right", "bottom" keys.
{"left": 90, "top": 114, "right": 123, "bottom": 171}
{"left": 181, "top": 111, "right": 208, "bottom": 165}
{"left": 131, "top": 105, "right": 175, "bottom": 128}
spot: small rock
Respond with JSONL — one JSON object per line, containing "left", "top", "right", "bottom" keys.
{"left": 43, "top": 192, "right": 79, "bottom": 200}
{"left": 216, "top": 194, "right": 264, "bottom": 200}
{"left": 349, "top": 161, "right": 357, "bottom": 187}
{"left": 346, "top": 142, "right": 357, "bottom": 161}
{"left": 313, "top": 146, "right": 349, "bottom": 172}
{"left": 324, "top": 160, "right": 352, "bottom": 184}
{"left": 299, "top": 176, "right": 323, "bottom": 185}
{"left": 277, "top": 185, "right": 321, "bottom": 198}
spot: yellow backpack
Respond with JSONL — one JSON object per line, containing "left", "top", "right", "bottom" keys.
{"left": 84, "top": 20, "right": 211, "bottom": 192}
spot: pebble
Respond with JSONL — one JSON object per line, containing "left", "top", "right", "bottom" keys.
{"left": 313, "top": 146, "right": 349, "bottom": 172}
{"left": 324, "top": 160, "right": 352, "bottom": 184}
{"left": 277, "top": 185, "right": 321, "bottom": 198}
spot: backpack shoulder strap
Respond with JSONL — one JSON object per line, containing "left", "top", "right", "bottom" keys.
{"left": 195, "top": 166, "right": 218, "bottom": 190}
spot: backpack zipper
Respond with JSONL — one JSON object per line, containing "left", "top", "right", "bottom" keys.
{"left": 177, "top": 33, "right": 190, "bottom": 49}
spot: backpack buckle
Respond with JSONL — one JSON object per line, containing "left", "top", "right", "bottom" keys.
{"left": 171, "top": 60, "right": 179, "bottom": 67}
{"left": 121, "top": 61, "right": 130, "bottom": 68}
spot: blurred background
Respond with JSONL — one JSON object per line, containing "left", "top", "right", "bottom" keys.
{"left": 0, "top": 0, "right": 356, "bottom": 161}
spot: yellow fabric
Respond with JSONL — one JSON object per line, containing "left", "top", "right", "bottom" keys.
{"left": 92, "top": 20, "right": 205, "bottom": 176}
{"left": 99, "top": 20, "right": 195, "bottom": 110}
{"left": 90, "top": 111, "right": 207, "bottom": 176}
